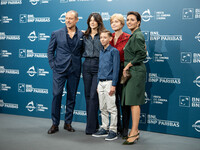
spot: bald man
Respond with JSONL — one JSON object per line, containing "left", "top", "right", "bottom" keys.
{"left": 47, "top": 10, "right": 84, "bottom": 134}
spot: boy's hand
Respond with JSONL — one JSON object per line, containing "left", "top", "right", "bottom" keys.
{"left": 109, "top": 86, "right": 116, "bottom": 96}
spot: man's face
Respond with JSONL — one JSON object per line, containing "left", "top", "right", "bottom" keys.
{"left": 65, "top": 12, "right": 78, "bottom": 29}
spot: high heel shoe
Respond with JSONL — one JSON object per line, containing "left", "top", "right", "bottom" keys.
{"left": 122, "top": 133, "right": 139, "bottom": 145}
{"left": 123, "top": 130, "right": 140, "bottom": 140}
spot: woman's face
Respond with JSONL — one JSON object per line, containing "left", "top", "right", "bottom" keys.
{"left": 111, "top": 18, "right": 123, "bottom": 31}
{"left": 89, "top": 16, "right": 98, "bottom": 30}
{"left": 126, "top": 14, "right": 139, "bottom": 31}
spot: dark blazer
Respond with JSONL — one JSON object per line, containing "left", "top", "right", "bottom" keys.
{"left": 47, "top": 26, "right": 84, "bottom": 76}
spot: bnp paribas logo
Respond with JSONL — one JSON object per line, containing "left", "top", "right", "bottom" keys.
{"left": 141, "top": 9, "right": 153, "bottom": 22}
{"left": 101, "top": 12, "right": 110, "bottom": 21}
{"left": 140, "top": 113, "right": 146, "bottom": 124}
{"left": 179, "top": 96, "right": 190, "bottom": 107}
{"left": 182, "top": 8, "right": 194, "bottom": 19}
{"left": 60, "top": 0, "right": 68, "bottom": 3}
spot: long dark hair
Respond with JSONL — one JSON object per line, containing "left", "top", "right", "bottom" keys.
{"left": 85, "top": 13, "right": 105, "bottom": 38}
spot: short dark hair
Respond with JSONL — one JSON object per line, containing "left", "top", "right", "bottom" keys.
{"left": 100, "top": 29, "right": 112, "bottom": 37}
{"left": 127, "top": 11, "right": 141, "bottom": 26}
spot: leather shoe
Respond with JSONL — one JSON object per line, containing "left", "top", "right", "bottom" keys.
{"left": 47, "top": 125, "right": 59, "bottom": 134}
{"left": 64, "top": 123, "right": 75, "bottom": 132}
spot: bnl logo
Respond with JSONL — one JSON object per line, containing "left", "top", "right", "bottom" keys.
{"left": 19, "top": 14, "right": 27, "bottom": 23}
{"left": 140, "top": 113, "right": 146, "bottom": 124}
{"left": 180, "top": 52, "right": 192, "bottom": 63}
{"left": 142, "top": 31, "right": 149, "bottom": 41}
{"left": 60, "top": 0, "right": 68, "bottom": 3}
{"left": 179, "top": 96, "right": 190, "bottom": 107}
{"left": 19, "top": 49, "right": 26, "bottom": 58}
{"left": 182, "top": 8, "right": 194, "bottom": 19}
{"left": 18, "top": 83, "right": 25, "bottom": 92}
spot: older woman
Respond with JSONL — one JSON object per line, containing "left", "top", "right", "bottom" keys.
{"left": 109, "top": 13, "right": 130, "bottom": 138}
{"left": 122, "top": 11, "right": 146, "bottom": 145}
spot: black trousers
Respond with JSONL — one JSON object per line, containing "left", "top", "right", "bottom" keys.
{"left": 83, "top": 58, "right": 99, "bottom": 134}
{"left": 116, "top": 62, "right": 131, "bottom": 134}
{"left": 51, "top": 66, "right": 80, "bottom": 126}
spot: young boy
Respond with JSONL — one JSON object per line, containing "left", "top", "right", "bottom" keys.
{"left": 92, "top": 30, "right": 120, "bottom": 141}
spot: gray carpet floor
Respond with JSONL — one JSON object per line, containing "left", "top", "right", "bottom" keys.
{"left": 0, "top": 113, "right": 199, "bottom": 150}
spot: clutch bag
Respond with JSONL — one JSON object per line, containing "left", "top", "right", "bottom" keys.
{"left": 120, "top": 70, "right": 131, "bottom": 84}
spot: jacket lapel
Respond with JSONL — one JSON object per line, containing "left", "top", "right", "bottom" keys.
{"left": 71, "top": 28, "right": 80, "bottom": 52}
{"left": 63, "top": 27, "right": 70, "bottom": 50}
{"left": 64, "top": 26, "right": 81, "bottom": 52}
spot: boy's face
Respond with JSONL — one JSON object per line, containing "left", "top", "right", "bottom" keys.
{"left": 100, "top": 32, "right": 112, "bottom": 47}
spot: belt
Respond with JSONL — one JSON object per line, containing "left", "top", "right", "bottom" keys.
{"left": 99, "top": 79, "right": 112, "bottom": 82}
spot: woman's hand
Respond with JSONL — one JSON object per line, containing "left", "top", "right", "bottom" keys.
{"left": 123, "top": 68, "right": 128, "bottom": 77}
{"left": 123, "top": 62, "right": 133, "bottom": 77}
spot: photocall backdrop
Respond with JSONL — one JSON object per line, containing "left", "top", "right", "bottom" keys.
{"left": 0, "top": 0, "right": 200, "bottom": 138}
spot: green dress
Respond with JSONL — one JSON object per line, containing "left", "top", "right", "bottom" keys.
{"left": 122, "top": 28, "right": 147, "bottom": 106}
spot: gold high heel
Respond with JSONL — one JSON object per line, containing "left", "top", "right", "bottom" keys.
{"left": 122, "top": 133, "right": 139, "bottom": 145}
{"left": 123, "top": 130, "right": 140, "bottom": 140}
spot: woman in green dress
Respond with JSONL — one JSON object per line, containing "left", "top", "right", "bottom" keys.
{"left": 122, "top": 11, "right": 146, "bottom": 145}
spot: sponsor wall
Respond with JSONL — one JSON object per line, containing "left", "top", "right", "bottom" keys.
{"left": 0, "top": 0, "right": 200, "bottom": 138}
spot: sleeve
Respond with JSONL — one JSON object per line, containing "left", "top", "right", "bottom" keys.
{"left": 112, "top": 49, "right": 120, "bottom": 86}
{"left": 97, "top": 51, "right": 101, "bottom": 85}
{"left": 80, "top": 33, "right": 85, "bottom": 56}
{"left": 130, "top": 35, "right": 147, "bottom": 66}
{"left": 47, "top": 32, "right": 57, "bottom": 69}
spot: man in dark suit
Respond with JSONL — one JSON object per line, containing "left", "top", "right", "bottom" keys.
{"left": 47, "top": 10, "right": 84, "bottom": 134}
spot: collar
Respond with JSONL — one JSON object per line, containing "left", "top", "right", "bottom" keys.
{"left": 111, "top": 32, "right": 130, "bottom": 43}
{"left": 101, "top": 44, "right": 112, "bottom": 52}
{"left": 88, "top": 33, "right": 99, "bottom": 39}
{"left": 130, "top": 27, "right": 141, "bottom": 37}
{"left": 65, "top": 26, "right": 78, "bottom": 35}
